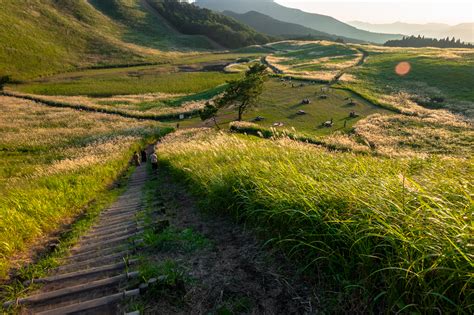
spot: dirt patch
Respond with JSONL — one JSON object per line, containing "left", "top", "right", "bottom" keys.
{"left": 140, "top": 170, "right": 318, "bottom": 314}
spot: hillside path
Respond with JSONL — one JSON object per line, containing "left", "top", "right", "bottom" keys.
{"left": 3, "top": 160, "right": 151, "bottom": 314}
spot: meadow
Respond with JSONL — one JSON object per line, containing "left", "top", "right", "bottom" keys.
{"left": 12, "top": 71, "right": 241, "bottom": 97}
{"left": 265, "top": 41, "right": 362, "bottom": 81}
{"left": 338, "top": 45, "right": 474, "bottom": 117}
{"left": 0, "top": 96, "right": 170, "bottom": 279}
{"left": 157, "top": 129, "right": 473, "bottom": 313}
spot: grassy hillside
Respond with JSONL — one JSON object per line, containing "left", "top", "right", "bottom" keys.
{"left": 0, "top": 0, "right": 156, "bottom": 80}
{"left": 88, "top": 0, "right": 216, "bottom": 51}
{"left": 0, "top": 96, "right": 170, "bottom": 278}
{"left": 157, "top": 129, "right": 473, "bottom": 313}
{"left": 265, "top": 41, "right": 362, "bottom": 81}
{"left": 146, "top": 0, "right": 272, "bottom": 49}
{"left": 0, "top": 0, "right": 266, "bottom": 80}
{"left": 339, "top": 46, "right": 474, "bottom": 117}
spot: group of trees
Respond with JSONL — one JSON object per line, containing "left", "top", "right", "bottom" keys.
{"left": 200, "top": 64, "right": 268, "bottom": 127}
{"left": 385, "top": 35, "right": 473, "bottom": 48}
{"left": 148, "top": 0, "right": 272, "bottom": 48}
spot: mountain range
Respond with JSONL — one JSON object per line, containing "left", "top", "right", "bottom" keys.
{"left": 348, "top": 21, "right": 474, "bottom": 43}
{"left": 222, "top": 11, "right": 364, "bottom": 43}
{"left": 195, "top": 0, "right": 402, "bottom": 43}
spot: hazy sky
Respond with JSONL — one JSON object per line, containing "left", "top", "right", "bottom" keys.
{"left": 274, "top": 1, "right": 474, "bottom": 24}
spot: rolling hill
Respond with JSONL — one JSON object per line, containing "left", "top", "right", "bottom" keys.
{"left": 195, "top": 0, "right": 403, "bottom": 43}
{"left": 0, "top": 0, "right": 270, "bottom": 80}
{"left": 222, "top": 10, "right": 364, "bottom": 43}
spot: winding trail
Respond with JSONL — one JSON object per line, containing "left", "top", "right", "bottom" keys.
{"left": 3, "top": 162, "right": 152, "bottom": 314}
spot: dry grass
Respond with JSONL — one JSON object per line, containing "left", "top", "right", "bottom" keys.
{"left": 0, "top": 96, "right": 167, "bottom": 278}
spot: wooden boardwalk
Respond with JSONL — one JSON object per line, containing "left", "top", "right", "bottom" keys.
{"left": 4, "top": 164, "right": 150, "bottom": 314}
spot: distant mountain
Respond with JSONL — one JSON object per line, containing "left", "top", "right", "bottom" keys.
{"left": 195, "top": 0, "right": 402, "bottom": 43}
{"left": 223, "top": 11, "right": 363, "bottom": 43}
{"left": 349, "top": 21, "right": 474, "bottom": 43}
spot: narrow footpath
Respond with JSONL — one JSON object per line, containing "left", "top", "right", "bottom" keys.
{"left": 4, "top": 164, "right": 150, "bottom": 314}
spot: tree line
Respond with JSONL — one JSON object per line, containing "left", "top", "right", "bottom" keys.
{"left": 385, "top": 35, "right": 473, "bottom": 48}
{"left": 148, "top": 0, "right": 272, "bottom": 49}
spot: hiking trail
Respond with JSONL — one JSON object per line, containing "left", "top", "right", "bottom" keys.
{"left": 3, "top": 162, "right": 151, "bottom": 314}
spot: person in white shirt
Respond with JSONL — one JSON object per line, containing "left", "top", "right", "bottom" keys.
{"left": 150, "top": 152, "right": 158, "bottom": 171}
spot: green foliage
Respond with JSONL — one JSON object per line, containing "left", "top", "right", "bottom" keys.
{"left": 385, "top": 35, "right": 473, "bottom": 48}
{"left": 14, "top": 71, "right": 241, "bottom": 97}
{"left": 158, "top": 130, "right": 473, "bottom": 313}
{"left": 218, "top": 64, "right": 268, "bottom": 120}
{"left": 147, "top": 0, "right": 272, "bottom": 49}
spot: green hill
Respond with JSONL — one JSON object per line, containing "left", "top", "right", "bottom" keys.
{"left": 0, "top": 0, "right": 144, "bottom": 80}
{"left": 196, "top": 0, "right": 403, "bottom": 43}
{"left": 145, "top": 0, "right": 273, "bottom": 49}
{"left": 0, "top": 0, "right": 269, "bottom": 80}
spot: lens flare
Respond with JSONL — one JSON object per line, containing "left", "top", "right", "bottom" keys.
{"left": 395, "top": 62, "right": 411, "bottom": 76}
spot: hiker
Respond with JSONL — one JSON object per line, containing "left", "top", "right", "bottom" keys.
{"left": 133, "top": 151, "right": 141, "bottom": 166}
{"left": 176, "top": 123, "right": 180, "bottom": 129}
{"left": 141, "top": 149, "right": 147, "bottom": 163}
{"left": 150, "top": 152, "right": 158, "bottom": 171}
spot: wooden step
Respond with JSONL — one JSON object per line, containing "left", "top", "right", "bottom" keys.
{"left": 24, "top": 260, "right": 137, "bottom": 285}
{"left": 4, "top": 272, "right": 139, "bottom": 308}
{"left": 36, "top": 289, "right": 140, "bottom": 315}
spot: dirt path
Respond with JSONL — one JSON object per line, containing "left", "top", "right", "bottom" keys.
{"left": 130, "top": 167, "right": 318, "bottom": 314}
{"left": 330, "top": 47, "right": 368, "bottom": 85}
{"left": 3, "top": 162, "right": 151, "bottom": 314}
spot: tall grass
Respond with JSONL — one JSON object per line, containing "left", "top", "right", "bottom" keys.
{"left": 157, "top": 129, "right": 473, "bottom": 313}
{"left": 0, "top": 96, "right": 172, "bottom": 278}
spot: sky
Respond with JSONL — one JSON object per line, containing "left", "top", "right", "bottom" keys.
{"left": 274, "top": 1, "right": 474, "bottom": 25}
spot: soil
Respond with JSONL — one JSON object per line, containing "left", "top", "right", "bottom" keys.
{"left": 140, "top": 170, "right": 319, "bottom": 314}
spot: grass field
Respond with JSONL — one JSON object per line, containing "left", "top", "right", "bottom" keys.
{"left": 200, "top": 78, "right": 394, "bottom": 137}
{"left": 0, "top": 96, "right": 170, "bottom": 279}
{"left": 157, "top": 129, "right": 473, "bottom": 313}
{"left": 265, "top": 41, "right": 361, "bottom": 81}
{"left": 12, "top": 71, "right": 241, "bottom": 97}
{"left": 339, "top": 46, "right": 474, "bottom": 117}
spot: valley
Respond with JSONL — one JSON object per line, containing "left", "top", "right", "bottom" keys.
{"left": 0, "top": 0, "right": 472, "bottom": 314}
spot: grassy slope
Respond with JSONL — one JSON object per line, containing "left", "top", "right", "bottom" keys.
{"left": 88, "top": 0, "right": 215, "bottom": 51}
{"left": 211, "top": 78, "right": 394, "bottom": 136}
{"left": 158, "top": 129, "right": 473, "bottom": 313}
{"left": 0, "top": 0, "right": 218, "bottom": 80}
{"left": 0, "top": 0, "right": 144, "bottom": 80}
{"left": 0, "top": 96, "right": 170, "bottom": 278}
{"left": 14, "top": 71, "right": 241, "bottom": 96}
{"left": 340, "top": 46, "right": 474, "bottom": 117}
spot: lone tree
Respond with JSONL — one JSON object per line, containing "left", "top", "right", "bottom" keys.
{"left": 218, "top": 64, "right": 268, "bottom": 121}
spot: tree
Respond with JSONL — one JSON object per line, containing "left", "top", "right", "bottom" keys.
{"left": 199, "top": 102, "right": 220, "bottom": 129}
{"left": 217, "top": 64, "right": 268, "bottom": 121}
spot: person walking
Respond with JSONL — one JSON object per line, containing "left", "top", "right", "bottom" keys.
{"left": 133, "top": 151, "right": 141, "bottom": 166}
{"left": 150, "top": 152, "right": 158, "bottom": 172}
{"left": 141, "top": 149, "right": 147, "bottom": 163}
